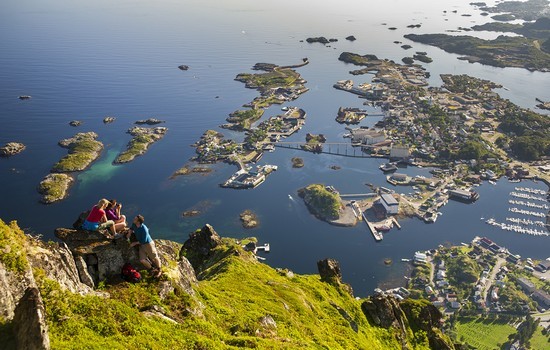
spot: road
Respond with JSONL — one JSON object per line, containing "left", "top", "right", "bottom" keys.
{"left": 483, "top": 257, "right": 506, "bottom": 306}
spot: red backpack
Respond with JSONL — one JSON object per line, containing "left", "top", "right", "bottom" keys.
{"left": 121, "top": 263, "right": 141, "bottom": 283}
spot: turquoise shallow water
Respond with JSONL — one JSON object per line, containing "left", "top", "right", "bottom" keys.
{"left": 0, "top": 0, "right": 548, "bottom": 296}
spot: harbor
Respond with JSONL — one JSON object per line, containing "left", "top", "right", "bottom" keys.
{"left": 483, "top": 185, "right": 550, "bottom": 237}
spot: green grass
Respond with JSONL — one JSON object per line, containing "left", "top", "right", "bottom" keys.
{"left": 0, "top": 219, "right": 29, "bottom": 273}
{"left": 52, "top": 138, "right": 103, "bottom": 172}
{"left": 530, "top": 326, "right": 550, "bottom": 349}
{"left": 455, "top": 316, "right": 516, "bottom": 350}
{"left": 39, "top": 241, "right": 416, "bottom": 349}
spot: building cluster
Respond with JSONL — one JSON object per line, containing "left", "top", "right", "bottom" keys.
{"left": 336, "top": 58, "right": 550, "bottom": 176}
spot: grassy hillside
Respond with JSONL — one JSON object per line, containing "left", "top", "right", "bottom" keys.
{"left": 0, "top": 219, "right": 445, "bottom": 349}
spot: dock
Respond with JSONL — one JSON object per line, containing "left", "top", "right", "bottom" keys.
{"left": 391, "top": 217, "right": 401, "bottom": 229}
{"left": 362, "top": 213, "right": 383, "bottom": 241}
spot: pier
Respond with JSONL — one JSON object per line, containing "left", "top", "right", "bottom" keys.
{"left": 340, "top": 193, "right": 378, "bottom": 198}
{"left": 362, "top": 212, "right": 383, "bottom": 241}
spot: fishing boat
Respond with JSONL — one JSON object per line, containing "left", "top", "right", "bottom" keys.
{"left": 379, "top": 163, "right": 398, "bottom": 172}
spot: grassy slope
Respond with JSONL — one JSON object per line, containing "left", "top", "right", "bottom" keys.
{"left": 455, "top": 316, "right": 516, "bottom": 350}
{"left": 0, "top": 219, "right": 433, "bottom": 349}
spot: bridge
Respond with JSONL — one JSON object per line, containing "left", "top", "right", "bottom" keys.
{"left": 272, "top": 142, "right": 371, "bottom": 158}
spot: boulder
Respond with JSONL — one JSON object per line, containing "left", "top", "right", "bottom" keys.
{"left": 13, "top": 288, "right": 50, "bottom": 350}
{"left": 178, "top": 65, "right": 189, "bottom": 71}
{"left": 180, "top": 224, "right": 222, "bottom": 269}
{"left": 345, "top": 35, "right": 356, "bottom": 41}
{"left": 0, "top": 259, "right": 36, "bottom": 321}
{"left": 361, "top": 294, "right": 406, "bottom": 330}
{"left": 69, "top": 120, "right": 82, "bottom": 127}
{"left": 55, "top": 228, "right": 198, "bottom": 296}
{"left": 103, "top": 116, "right": 116, "bottom": 124}
{"left": 0, "top": 142, "right": 26, "bottom": 157}
{"left": 317, "top": 258, "right": 342, "bottom": 284}
{"left": 25, "top": 239, "right": 94, "bottom": 294}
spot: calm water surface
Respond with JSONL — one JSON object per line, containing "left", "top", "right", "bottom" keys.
{"left": 1, "top": 0, "right": 549, "bottom": 296}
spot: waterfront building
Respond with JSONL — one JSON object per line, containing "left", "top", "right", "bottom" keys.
{"left": 413, "top": 251, "right": 427, "bottom": 264}
{"left": 389, "top": 144, "right": 410, "bottom": 160}
{"left": 351, "top": 128, "right": 386, "bottom": 145}
{"left": 380, "top": 194, "right": 399, "bottom": 215}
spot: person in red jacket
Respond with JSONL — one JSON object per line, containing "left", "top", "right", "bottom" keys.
{"left": 82, "top": 198, "right": 117, "bottom": 237}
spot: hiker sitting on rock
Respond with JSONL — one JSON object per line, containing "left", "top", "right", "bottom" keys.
{"left": 82, "top": 199, "right": 118, "bottom": 237}
{"left": 128, "top": 214, "right": 162, "bottom": 278}
{"left": 105, "top": 199, "right": 127, "bottom": 232}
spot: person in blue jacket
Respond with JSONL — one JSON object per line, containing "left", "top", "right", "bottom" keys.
{"left": 128, "top": 214, "right": 162, "bottom": 278}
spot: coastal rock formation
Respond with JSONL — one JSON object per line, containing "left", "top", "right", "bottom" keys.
{"left": 18, "top": 95, "right": 31, "bottom": 100}
{"left": 13, "top": 288, "right": 51, "bottom": 350}
{"left": 180, "top": 224, "right": 222, "bottom": 270}
{"left": 114, "top": 126, "right": 167, "bottom": 164}
{"left": 69, "top": 120, "right": 82, "bottom": 127}
{"left": 0, "top": 142, "right": 26, "bottom": 157}
{"left": 362, "top": 294, "right": 408, "bottom": 341}
{"left": 317, "top": 258, "right": 354, "bottom": 296}
{"left": 345, "top": 35, "right": 356, "bottom": 41}
{"left": 25, "top": 237, "right": 94, "bottom": 294}
{"left": 317, "top": 258, "right": 343, "bottom": 284}
{"left": 103, "top": 116, "right": 116, "bottom": 124}
{"left": 297, "top": 184, "right": 357, "bottom": 227}
{"left": 37, "top": 173, "right": 74, "bottom": 204}
{"left": 178, "top": 64, "right": 189, "bottom": 71}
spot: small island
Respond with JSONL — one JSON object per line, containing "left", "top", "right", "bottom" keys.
{"left": 336, "top": 107, "right": 368, "bottom": 124}
{"left": 291, "top": 157, "right": 304, "bottom": 168}
{"left": 38, "top": 173, "right": 73, "bottom": 204}
{"left": 170, "top": 165, "right": 212, "bottom": 179}
{"left": 240, "top": 209, "right": 259, "bottom": 229}
{"left": 37, "top": 132, "right": 103, "bottom": 203}
{"left": 222, "top": 109, "right": 264, "bottom": 131}
{"left": 114, "top": 126, "right": 167, "bottom": 164}
{"left": 298, "top": 184, "right": 357, "bottom": 226}
{"left": 0, "top": 142, "right": 26, "bottom": 157}
{"left": 301, "top": 133, "right": 326, "bottom": 153}
{"left": 52, "top": 132, "right": 103, "bottom": 172}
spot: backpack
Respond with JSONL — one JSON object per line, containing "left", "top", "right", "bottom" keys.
{"left": 73, "top": 210, "right": 90, "bottom": 230}
{"left": 121, "top": 263, "right": 141, "bottom": 283}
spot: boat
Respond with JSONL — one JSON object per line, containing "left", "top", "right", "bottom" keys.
{"left": 379, "top": 163, "right": 398, "bottom": 172}
{"left": 18, "top": 95, "right": 31, "bottom": 100}
{"left": 281, "top": 106, "right": 289, "bottom": 111}
{"left": 401, "top": 258, "right": 411, "bottom": 262}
